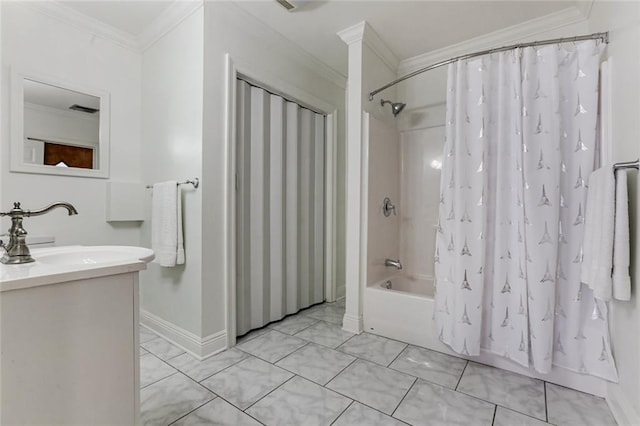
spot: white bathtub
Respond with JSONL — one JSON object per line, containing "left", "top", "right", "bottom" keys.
{"left": 363, "top": 274, "right": 607, "bottom": 397}
{"left": 363, "top": 274, "right": 448, "bottom": 351}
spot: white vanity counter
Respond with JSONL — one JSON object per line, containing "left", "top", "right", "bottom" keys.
{"left": 0, "top": 245, "right": 154, "bottom": 291}
{"left": 0, "top": 245, "right": 154, "bottom": 425}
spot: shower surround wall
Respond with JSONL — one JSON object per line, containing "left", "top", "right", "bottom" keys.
{"left": 399, "top": 116, "right": 445, "bottom": 283}
{"left": 366, "top": 115, "right": 400, "bottom": 286}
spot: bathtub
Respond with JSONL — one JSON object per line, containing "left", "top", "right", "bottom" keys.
{"left": 363, "top": 274, "right": 607, "bottom": 397}
{"left": 363, "top": 274, "right": 450, "bottom": 351}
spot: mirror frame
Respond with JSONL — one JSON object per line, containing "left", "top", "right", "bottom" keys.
{"left": 10, "top": 68, "right": 111, "bottom": 178}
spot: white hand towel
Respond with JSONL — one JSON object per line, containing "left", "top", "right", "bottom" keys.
{"left": 581, "top": 165, "right": 615, "bottom": 301}
{"left": 612, "top": 169, "right": 631, "bottom": 300}
{"left": 151, "top": 181, "right": 185, "bottom": 267}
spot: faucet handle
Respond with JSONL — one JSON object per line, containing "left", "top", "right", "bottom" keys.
{"left": 13, "top": 202, "right": 20, "bottom": 209}
{"left": 383, "top": 197, "right": 396, "bottom": 217}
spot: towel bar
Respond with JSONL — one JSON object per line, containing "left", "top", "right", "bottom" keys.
{"left": 613, "top": 159, "right": 639, "bottom": 172}
{"left": 146, "top": 178, "right": 199, "bottom": 189}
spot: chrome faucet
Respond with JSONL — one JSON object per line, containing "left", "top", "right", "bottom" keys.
{"left": 0, "top": 202, "right": 78, "bottom": 264}
{"left": 384, "top": 258, "right": 403, "bottom": 270}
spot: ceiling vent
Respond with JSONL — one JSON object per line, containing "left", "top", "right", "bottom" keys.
{"left": 69, "top": 104, "right": 99, "bottom": 114}
{"left": 275, "top": 0, "right": 310, "bottom": 12}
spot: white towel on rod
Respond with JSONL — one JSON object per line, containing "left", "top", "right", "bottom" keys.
{"left": 151, "top": 181, "right": 185, "bottom": 267}
{"left": 612, "top": 169, "right": 631, "bottom": 300}
{"left": 581, "top": 165, "right": 615, "bottom": 301}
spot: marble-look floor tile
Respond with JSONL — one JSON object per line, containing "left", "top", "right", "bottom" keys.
{"left": 140, "top": 326, "right": 158, "bottom": 344}
{"left": 140, "top": 347, "right": 149, "bottom": 356}
{"left": 276, "top": 343, "right": 355, "bottom": 385}
{"left": 200, "top": 356, "right": 293, "bottom": 410}
{"left": 140, "top": 353, "right": 178, "bottom": 388}
{"left": 140, "top": 373, "right": 214, "bottom": 426}
{"left": 247, "top": 375, "right": 351, "bottom": 426}
{"left": 236, "top": 327, "right": 270, "bottom": 344}
{"left": 494, "top": 406, "right": 550, "bottom": 426}
{"left": 457, "top": 362, "right": 545, "bottom": 420}
{"left": 389, "top": 345, "right": 467, "bottom": 388}
{"left": 326, "top": 359, "right": 415, "bottom": 415}
{"left": 236, "top": 330, "right": 308, "bottom": 363}
{"left": 295, "top": 321, "right": 354, "bottom": 348}
{"left": 333, "top": 402, "right": 406, "bottom": 426}
{"left": 338, "top": 333, "right": 407, "bottom": 366}
{"left": 304, "top": 304, "right": 345, "bottom": 324}
{"left": 268, "top": 315, "right": 318, "bottom": 335}
{"left": 141, "top": 336, "right": 185, "bottom": 361}
{"left": 172, "top": 397, "right": 262, "bottom": 426}
{"left": 168, "top": 348, "right": 247, "bottom": 382}
{"left": 394, "top": 379, "right": 495, "bottom": 426}
{"left": 546, "top": 383, "right": 616, "bottom": 426}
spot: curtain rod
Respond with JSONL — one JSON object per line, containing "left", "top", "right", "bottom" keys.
{"left": 368, "top": 32, "right": 609, "bottom": 101}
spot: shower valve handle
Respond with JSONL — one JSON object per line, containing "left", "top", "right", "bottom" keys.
{"left": 383, "top": 197, "right": 396, "bottom": 217}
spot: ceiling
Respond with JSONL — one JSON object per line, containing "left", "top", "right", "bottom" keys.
{"left": 60, "top": 0, "right": 583, "bottom": 76}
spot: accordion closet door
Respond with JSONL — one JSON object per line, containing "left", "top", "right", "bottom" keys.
{"left": 236, "top": 79, "right": 325, "bottom": 336}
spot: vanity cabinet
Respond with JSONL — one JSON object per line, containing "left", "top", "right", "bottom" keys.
{"left": 0, "top": 246, "right": 152, "bottom": 425}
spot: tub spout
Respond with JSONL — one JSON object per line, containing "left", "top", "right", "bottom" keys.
{"left": 384, "top": 258, "right": 403, "bottom": 270}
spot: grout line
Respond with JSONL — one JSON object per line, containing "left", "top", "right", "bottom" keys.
{"left": 139, "top": 351, "right": 180, "bottom": 389}
{"left": 271, "top": 341, "right": 311, "bottom": 364}
{"left": 196, "top": 354, "right": 253, "bottom": 385}
{"left": 454, "top": 360, "right": 469, "bottom": 390}
{"left": 455, "top": 385, "right": 548, "bottom": 424}
{"left": 329, "top": 400, "right": 354, "bottom": 426}
{"left": 384, "top": 344, "right": 408, "bottom": 367}
{"left": 544, "top": 381, "right": 549, "bottom": 422}
{"left": 167, "top": 395, "right": 217, "bottom": 426}
{"left": 243, "top": 374, "right": 297, "bottom": 412}
{"left": 323, "top": 357, "right": 358, "bottom": 387}
{"left": 491, "top": 404, "right": 497, "bottom": 425}
{"left": 140, "top": 370, "right": 179, "bottom": 390}
{"left": 204, "top": 393, "right": 267, "bottom": 425}
{"left": 390, "top": 376, "right": 417, "bottom": 418}
{"left": 271, "top": 315, "right": 322, "bottom": 336}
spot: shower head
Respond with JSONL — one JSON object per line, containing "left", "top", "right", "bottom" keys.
{"left": 380, "top": 99, "right": 406, "bottom": 117}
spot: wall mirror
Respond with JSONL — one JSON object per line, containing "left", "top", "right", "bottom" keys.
{"left": 10, "top": 69, "right": 110, "bottom": 178}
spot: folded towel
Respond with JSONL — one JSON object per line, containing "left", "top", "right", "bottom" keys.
{"left": 581, "top": 165, "right": 615, "bottom": 301}
{"left": 151, "top": 181, "right": 185, "bottom": 267}
{"left": 612, "top": 169, "right": 631, "bottom": 300}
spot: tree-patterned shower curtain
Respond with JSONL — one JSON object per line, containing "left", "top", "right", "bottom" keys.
{"left": 434, "top": 40, "right": 618, "bottom": 381}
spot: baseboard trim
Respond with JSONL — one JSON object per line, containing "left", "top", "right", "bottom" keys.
{"left": 140, "top": 310, "right": 227, "bottom": 360}
{"left": 607, "top": 382, "right": 640, "bottom": 426}
{"left": 342, "top": 313, "right": 363, "bottom": 334}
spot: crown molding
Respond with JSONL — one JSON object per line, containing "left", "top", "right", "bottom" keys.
{"left": 337, "top": 21, "right": 366, "bottom": 45}
{"left": 361, "top": 22, "right": 399, "bottom": 73}
{"left": 22, "top": 1, "right": 204, "bottom": 54}
{"left": 22, "top": 1, "right": 139, "bottom": 52}
{"left": 137, "top": 1, "right": 204, "bottom": 52}
{"left": 338, "top": 21, "right": 398, "bottom": 73}
{"left": 398, "top": 6, "right": 587, "bottom": 75}
{"left": 575, "top": 0, "right": 595, "bottom": 20}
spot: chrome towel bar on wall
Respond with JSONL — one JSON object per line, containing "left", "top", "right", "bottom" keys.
{"left": 146, "top": 178, "right": 199, "bottom": 189}
{"left": 613, "top": 159, "right": 639, "bottom": 172}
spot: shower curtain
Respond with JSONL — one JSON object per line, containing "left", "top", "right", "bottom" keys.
{"left": 434, "top": 40, "right": 618, "bottom": 381}
{"left": 236, "top": 80, "right": 325, "bottom": 336}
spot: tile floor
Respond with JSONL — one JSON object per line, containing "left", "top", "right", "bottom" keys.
{"left": 139, "top": 300, "right": 617, "bottom": 426}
